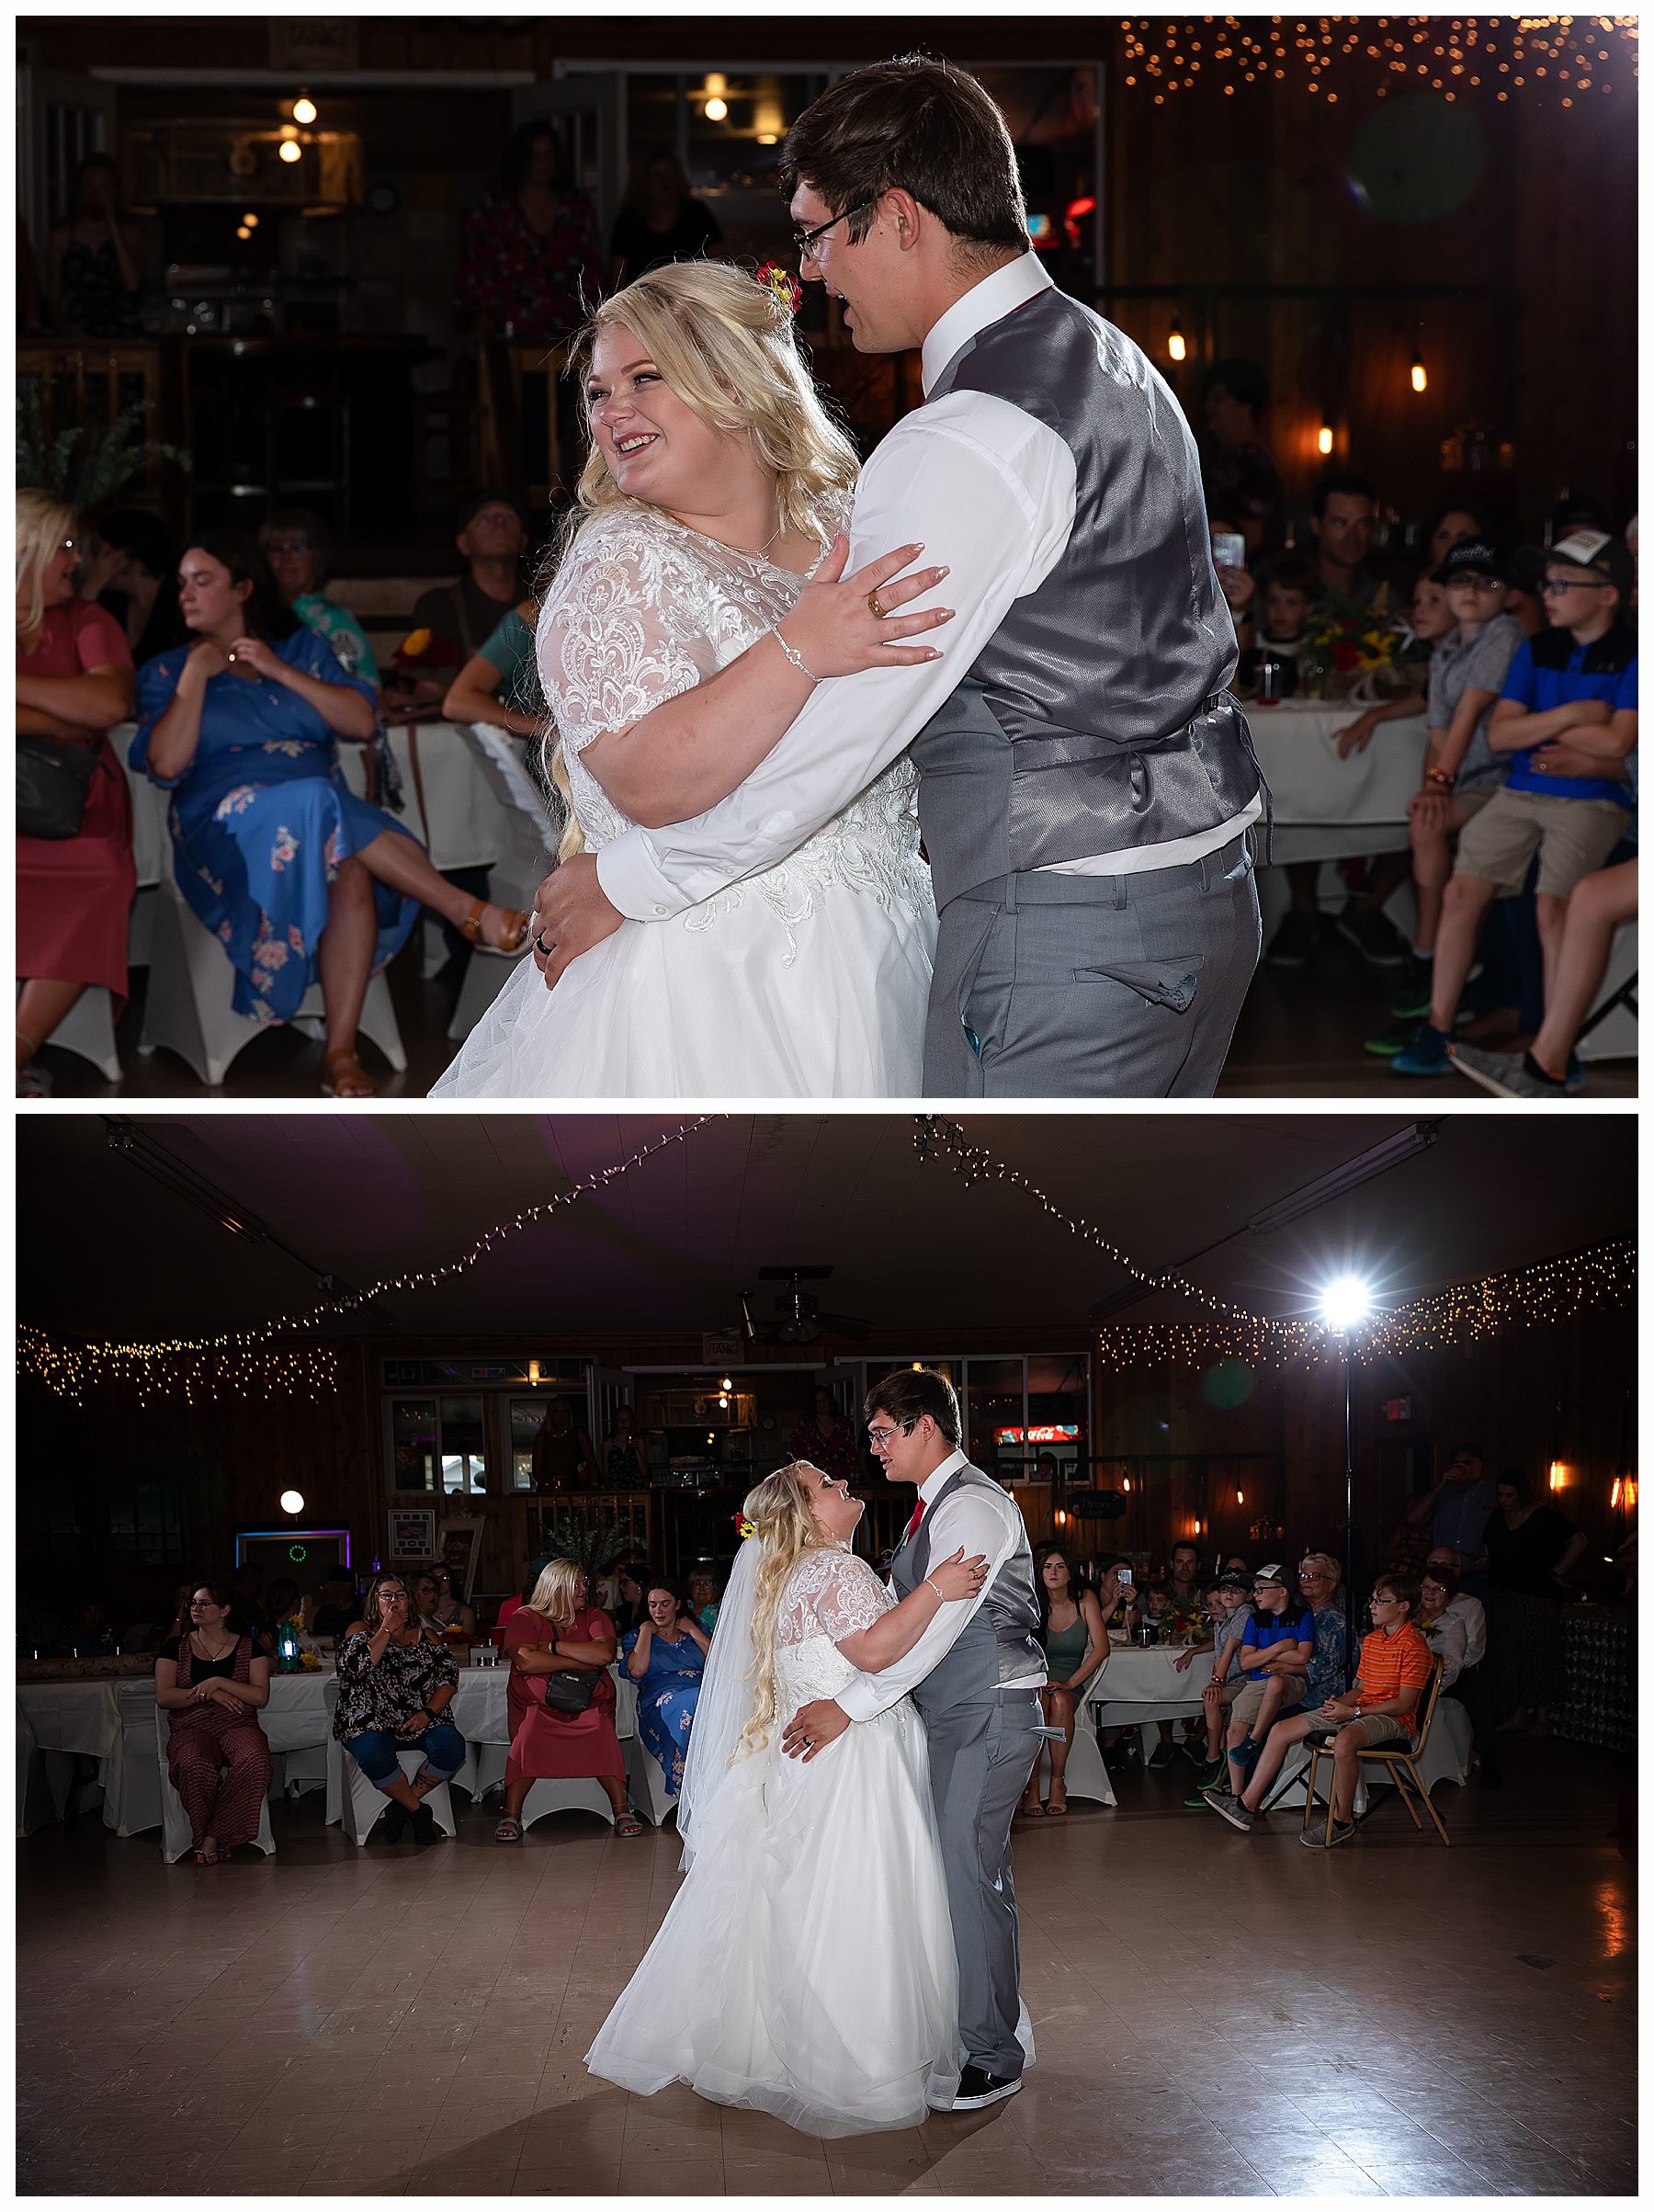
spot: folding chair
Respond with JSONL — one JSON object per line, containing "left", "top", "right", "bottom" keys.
{"left": 25, "top": 984, "right": 121, "bottom": 1082}
{"left": 156, "top": 1705, "right": 275, "bottom": 1864}
{"left": 1302, "top": 1660, "right": 1449, "bottom": 1847}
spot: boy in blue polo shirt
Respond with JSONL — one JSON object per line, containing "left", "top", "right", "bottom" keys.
{"left": 1394, "top": 528, "right": 1637, "bottom": 1079}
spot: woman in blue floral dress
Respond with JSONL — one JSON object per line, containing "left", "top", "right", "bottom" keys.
{"left": 131, "top": 533, "right": 529, "bottom": 1093}
{"left": 620, "top": 1579, "right": 710, "bottom": 1793}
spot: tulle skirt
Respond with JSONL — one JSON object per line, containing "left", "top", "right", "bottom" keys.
{"left": 585, "top": 1697, "right": 960, "bottom": 2137}
{"left": 430, "top": 865, "right": 936, "bottom": 1099}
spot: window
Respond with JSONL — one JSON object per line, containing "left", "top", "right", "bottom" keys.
{"left": 389, "top": 1397, "right": 488, "bottom": 1494}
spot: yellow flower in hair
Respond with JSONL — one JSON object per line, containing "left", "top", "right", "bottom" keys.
{"left": 753, "top": 262, "right": 803, "bottom": 317}
{"left": 736, "top": 1516, "right": 757, "bottom": 1540}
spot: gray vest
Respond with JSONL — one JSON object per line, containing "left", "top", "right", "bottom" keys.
{"left": 910, "top": 285, "right": 1263, "bottom": 907}
{"left": 889, "top": 1462, "right": 1044, "bottom": 1714}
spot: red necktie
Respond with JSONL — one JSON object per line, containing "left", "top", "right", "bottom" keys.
{"left": 905, "top": 1500, "right": 925, "bottom": 1543}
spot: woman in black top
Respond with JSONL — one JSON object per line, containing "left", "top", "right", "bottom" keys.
{"left": 1485, "top": 1469, "right": 1592, "bottom": 1734}
{"left": 601, "top": 1402, "right": 650, "bottom": 1490}
{"left": 49, "top": 156, "right": 145, "bottom": 339}
{"left": 154, "top": 1583, "right": 272, "bottom": 1864}
{"left": 607, "top": 146, "right": 724, "bottom": 288}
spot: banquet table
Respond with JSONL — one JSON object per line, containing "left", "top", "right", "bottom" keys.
{"left": 1246, "top": 696, "right": 1428, "bottom": 865}
{"left": 1089, "top": 1642, "right": 1210, "bottom": 1763}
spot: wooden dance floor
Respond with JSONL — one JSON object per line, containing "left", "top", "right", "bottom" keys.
{"left": 17, "top": 1731, "right": 1635, "bottom": 2196}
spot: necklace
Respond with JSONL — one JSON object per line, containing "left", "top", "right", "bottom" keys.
{"left": 673, "top": 500, "right": 785, "bottom": 562}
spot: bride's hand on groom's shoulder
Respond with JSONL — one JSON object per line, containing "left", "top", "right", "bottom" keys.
{"left": 777, "top": 538, "right": 957, "bottom": 684}
{"left": 532, "top": 855, "right": 625, "bottom": 988}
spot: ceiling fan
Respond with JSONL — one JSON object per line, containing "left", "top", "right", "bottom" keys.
{"left": 736, "top": 1266, "right": 876, "bottom": 1345}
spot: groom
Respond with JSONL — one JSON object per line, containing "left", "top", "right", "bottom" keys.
{"left": 534, "top": 53, "right": 1263, "bottom": 1095}
{"left": 781, "top": 1367, "right": 1044, "bottom": 2112}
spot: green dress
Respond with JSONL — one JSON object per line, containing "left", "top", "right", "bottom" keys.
{"left": 1042, "top": 1610, "right": 1091, "bottom": 1685}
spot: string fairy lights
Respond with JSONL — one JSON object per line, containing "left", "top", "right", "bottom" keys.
{"left": 912, "top": 1117, "right": 1633, "bottom": 1372}
{"left": 1116, "top": 17, "right": 1637, "bottom": 108}
{"left": 19, "top": 1117, "right": 718, "bottom": 1407}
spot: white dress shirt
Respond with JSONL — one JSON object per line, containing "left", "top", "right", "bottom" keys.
{"left": 835, "top": 1448, "right": 1043, "bottom": 1724}
{"left": 596, "top": 254, "right": 1253, "bottom": 925}
{"left": 1443, "top": 1592, "right": 1487, "bottom": 1669}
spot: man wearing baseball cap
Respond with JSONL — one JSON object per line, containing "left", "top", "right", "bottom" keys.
{"left": 1392, "top": 526, "right": 1637, "bottom": 1082}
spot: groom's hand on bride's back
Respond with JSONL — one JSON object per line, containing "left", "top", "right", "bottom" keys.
{"left": 781, "top": 1698, "right": 850, "bottom": 1762}
{"left": 531, "top": 855, "right": 625, "bottom": 988}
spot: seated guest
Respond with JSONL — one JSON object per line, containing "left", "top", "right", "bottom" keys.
{"left": 155, "top": 1582, "right": 273, "bottom": 1865}
{"left": 1201, "top": 358, "right": 1284, "bottom": 557}
{"left": 411, "top": 493, "right": 534, "bottom": 670}
{"left": 16, "top": 490, "right": 138, "bottom": 1097}
{"left": 145, "top": 1582, "right": 196, "bottom": 1657}
{"left": 1420, "top": 1558, "right": 1500, "bottom": 1785}
{"left": 1296, "top": 1551, "right": 1349, "bottom": 1712}
{"left": 599, "top": 1402, "right": 650, "bottom": 1492}
{"left": 257, "top": 509, "right": 379, "bottom": 686}
{"left": 1309, "top": 472, "right": 1388, "bottom": 611}
{"left": 333, "top": 1573, "right": 463, "bottom": 1844}
{"left": 789, "top": 1385, "right": 860, "bottom": 1483}
{"left": 407, "top": 1570, "right": 447, "bottom": 1634}
{"left": 309, "top": 1567, "right": 359, "bottom": 1639}
{"left": 1223, "top": 1555, "right": 1251, "bottom": 1577}
{"left": 687, "top": 1567, "right": 722, "bottom": 1634}
{"left": 83, "top": 506, "right": 187, "bottom": 664}
{"left": 257, "top": 1576, "right": 303, "bottom": 1653}
{"left": 228, "top": 1563, "right": 267, "bottom": 1641}
{"left": 496, "top": 1559, "right": 635, "bottom": 1840}
{"left": 1209, "top": 514, "right": 1258, "bottom": 649}
{"left": 1396, "top": 527, "right": 1637, "bottom": 1080}
{"left": 70, "top": 1597, "right": 116, "bottom": 1655}
{"left": 1215, "top": 1565, "right": 1314, "bottom": 1799}
{"left": 1423, "top": 503, "right": 1490, "bottom": 576}
{"left": 429, "top": 1564, "right": 477, "bottom": 1638}
{"left": 1181, "top": 1571, "right": 1254, "bottom": 1798}
{"left": 1096, "top": 1559, "right": 1140, "bottom": 1633}
{"left": 131, "top": 534, "right": 528, "bottom": 1095}
{"left": 1207, "top": 1572, "right": 1433, "bottom": 1846}
{"left": 1021, "top": 1545, "right": 1107, "bottom": 1815}
{"left": 1380, "top": 541, "right": 1529, "bottom": 1041}
{"left": 622, "top": 1579, "right": 710, "bottom": 1795}
{"left": 441, "top": 596, "right": 546, "bottom": 737}
{"left": 610, "top": 1558, "right": 651, "bottom": 1639}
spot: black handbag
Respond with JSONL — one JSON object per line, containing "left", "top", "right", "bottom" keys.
{"left": 17, "top": 733, "right": 106, "bottom": 841}
{"left": 541, "top": 1665, "right": 598, "bottom": 1716}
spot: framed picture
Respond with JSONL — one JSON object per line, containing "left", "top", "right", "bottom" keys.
{"left": 437, "top": 1515, "right": 484, "bottom": 1600}
{"left": 387, "top": 1506, "right": 436, "bottom": 1564}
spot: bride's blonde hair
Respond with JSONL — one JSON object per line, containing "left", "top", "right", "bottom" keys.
{"left": 540, "top": 262, "right": 860, "bottom": 865}
{"left": 736, "top": 1460, "right": 837, "bottom": 1757}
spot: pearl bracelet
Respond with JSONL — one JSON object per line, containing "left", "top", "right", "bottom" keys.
{"left": 774, "top": 628, "right": 822, "bottom": 683}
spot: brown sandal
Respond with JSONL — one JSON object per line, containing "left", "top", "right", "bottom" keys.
{"left": 322, "top": 1046, "right": 376, "bottom": 1098}
{"left": 460, "top": 899, "right": 530, "bottom": 958}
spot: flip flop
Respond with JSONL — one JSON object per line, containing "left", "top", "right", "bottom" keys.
{"left": 493, "top": 1816, "right": 523, "bottom": 1843}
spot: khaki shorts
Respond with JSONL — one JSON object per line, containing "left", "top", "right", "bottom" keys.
{"left": 1451, "top": 781, "right": 1501, "bottom": 824}
{"left": 1454, "top": 786, "right": 1631, "bottom": 901}
{"left": 1301, "top": 1707, "right": 1410, "bottom": 1749}
{"left": 1230, "top": 1675, "right": 1305, "bottom": 1734}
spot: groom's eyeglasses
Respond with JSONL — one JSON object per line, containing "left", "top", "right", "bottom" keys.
{"left": 867, "top": 1419, "right": 917, "bottom": 1446}
{"left": 792, "top": 201, "right": 876, "bottom": 265}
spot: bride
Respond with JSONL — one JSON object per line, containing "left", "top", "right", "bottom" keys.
{"left": 432, "top": 262, "right": 952, "bottom": 1098}
{"left": 584, "top": 1461, "right": 987, "bottom": 2136}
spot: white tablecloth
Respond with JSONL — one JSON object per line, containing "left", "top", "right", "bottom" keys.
{"left": 1249, "top": 698, "right": 1427, "bottom": 863}
{"left": 17, "top": 1681, "right": 126, "bottom": 1763}
{"left": 1090, "top": 1644, "right": 1210, "bottom": 1725}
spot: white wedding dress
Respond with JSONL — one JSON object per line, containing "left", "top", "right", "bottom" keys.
{"left": 584, "top": 1545, "right": 961, "bottom": 2136}
{"left": 431, "top": 507, "right": 937, "bottom": 1098}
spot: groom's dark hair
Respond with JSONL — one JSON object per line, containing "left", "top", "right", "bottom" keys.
{"left": 779, "top": 56, "right": 1028, "bottom": 262}
{"left": 864, "top": 1367, "right": 961, "bottom": 1447}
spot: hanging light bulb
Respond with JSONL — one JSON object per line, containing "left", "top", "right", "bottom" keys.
{"left": 1168, "top": 316, "right": 1187, "bottom": 364}
{"left": 278, "top": 140, "right": 302, "bottom": 164}
{"left": 292, "top": 93, "right": 318, "bottom": 125}
{"left": 1410, "top": 346, "right": 1428, "bottom": 394}
{"left": 1548, "top": 1459, "right": 1568, "bottom": 1492}
{"left": 1318, "top": 425, "right": 1335, "bottom": 457}
{"left": 705, "top": 96, "right": 728, "bottom": 121}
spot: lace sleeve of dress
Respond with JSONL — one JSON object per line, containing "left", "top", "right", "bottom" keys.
{"left": 537, "top": 516, "right": 712, "bottom": 759}
{"left": 810, "top": 1554, "right": 890, "bottom": 1644}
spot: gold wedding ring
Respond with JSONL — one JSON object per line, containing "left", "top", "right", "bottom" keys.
{"left": 867, "top": 590, "right": 888, "bottom": 619}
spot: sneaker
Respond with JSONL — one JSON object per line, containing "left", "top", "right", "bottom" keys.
{"left": 1363, "top": 1020, "right": 1419, "bottom": 1059}
{"left": 1390, "top": 1022, "right": 1455, "bottom": 1077}
{"left": 1265, "top": 908, "right": 1323, "bottom": 969}
{"left": 411, "top": 1804, "right": 444, "bottom": 1845}
{"left": 1147, "top": 1741, "right": 1177, "bottom": 1771}
{"left": 380, "top": 1801, "right": 407, "bottom": 1843}
{"left": 1389, "top": 956, "right": 1433, "bottom": 1020}
{"left": 1336, "top": 903, "right": 1408, "bottom": 968}
{"left": 946, "top": 2065, "right": 1023, "bottom": 2111}
{"left": 1300, "top": 1818, "right": 1357, "bottom": 1849}
{"left": 1449, "top": 1043, "right": 1572, "bottom": 1099}
{"left": 1207, "top": 1792, "right": 1254, "bottom": 1833}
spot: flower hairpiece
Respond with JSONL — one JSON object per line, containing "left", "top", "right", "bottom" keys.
{"left": 754, "top": 262, "right": 803, "bottom": 317}
{"left": 736, "top": 1515, "right": 757, "bottom": 1540}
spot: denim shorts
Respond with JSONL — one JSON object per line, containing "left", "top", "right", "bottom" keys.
{"left": 346, "top": 1720, "right": 466, "bottom": 1787}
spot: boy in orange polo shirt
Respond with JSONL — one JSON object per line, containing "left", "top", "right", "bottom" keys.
{"left": 1206, "top": 1572, "right": 1433, "bottom": 1847}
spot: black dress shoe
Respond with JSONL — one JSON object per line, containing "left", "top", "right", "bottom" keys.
{"left": 411, "top": 1803, "right": 444, "bottom": 1844}
{"left": 947, "top": 2065, "right": 1023, "bottom": 2111}
{"left": 380, "top": 1801, "right": 407, "bottom": 1843}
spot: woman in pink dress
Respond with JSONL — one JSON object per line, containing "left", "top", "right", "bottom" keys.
{"left": 16, "top": 489, "right": 137, "bottom": 1095}
{"left": 496, "top": 1558, "right": 636, "bottom": 1841}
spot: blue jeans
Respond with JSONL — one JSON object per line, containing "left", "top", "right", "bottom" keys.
{"left": 346, "top": 1721, "right": 466, "bottom": 1790}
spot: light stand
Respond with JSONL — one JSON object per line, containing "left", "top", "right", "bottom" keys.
{"left": 1319, "top": 1276, "right": 1374, "bottom": 1681}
